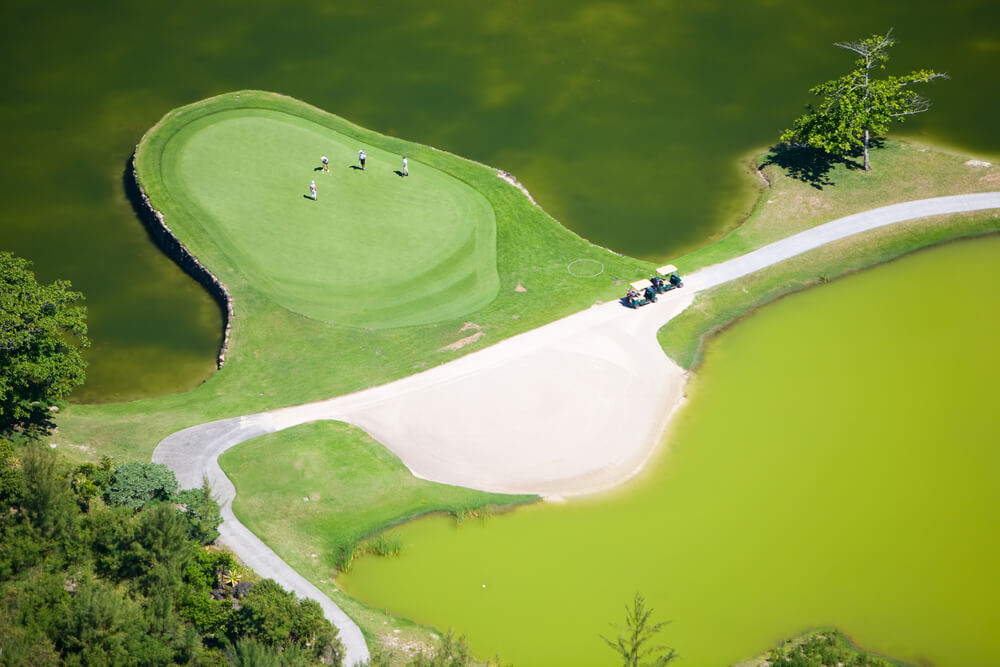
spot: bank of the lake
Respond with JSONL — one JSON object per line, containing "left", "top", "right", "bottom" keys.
{"left": 338, "top": 234, "right": 1000, "bottom": 666}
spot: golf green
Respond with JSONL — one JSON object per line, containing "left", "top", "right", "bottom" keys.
{"left": 154, "top": 105, "right": 499, "bottom": 328}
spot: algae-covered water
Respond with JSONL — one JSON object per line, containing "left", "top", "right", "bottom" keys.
{"left": 339, "top": 234, "right": 1000, "bottom": 666}
{"left": 1, "top": 0, "right": 998, "bottom": 400}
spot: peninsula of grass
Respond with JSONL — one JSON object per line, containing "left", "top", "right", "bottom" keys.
{"left": 219, "top": 421, "right": 533, "bottom": 576}
{"left": 218, "top": 420, "right": 535, "bottom": 655}
{"left": 54, "top": 90, "right": 649, "bottom": 462}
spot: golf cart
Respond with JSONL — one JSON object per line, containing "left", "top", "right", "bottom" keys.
{"left": 650, "top": 264, "right": 683, "bottom": 293}
{"left": 622, "top": 279, "right": 658, "bottom": 309}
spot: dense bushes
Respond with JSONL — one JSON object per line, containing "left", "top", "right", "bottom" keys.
{"left": 0, "top": 441, "right": 344, "bottom": 666}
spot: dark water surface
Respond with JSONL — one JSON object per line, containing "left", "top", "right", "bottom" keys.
{"left": 1, "top": 1, "right": 997, "bottom": 397}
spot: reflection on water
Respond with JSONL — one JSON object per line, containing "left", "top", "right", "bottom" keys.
{"left": 339, "top": 236, "right": 1000, "bottom": 666}
{"left": 0, "top": 1, "right": 997, "bottom": 397}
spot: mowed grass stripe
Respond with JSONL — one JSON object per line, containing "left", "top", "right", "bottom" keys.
{"left": 159, "top": 107, "right": 498, "bottom": 328}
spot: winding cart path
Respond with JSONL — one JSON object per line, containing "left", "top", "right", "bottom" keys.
{"left": 153, "top": 192, "right": 1000, "bottom": 666}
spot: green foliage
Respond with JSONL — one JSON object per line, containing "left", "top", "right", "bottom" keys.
{"left": 18, "top": 446, "right": 80, "bottom": 561}
{"left": 70, "top": 456, "right": 113, "bottom": 510}
{"left": 226, "top": 636, "right": 283, "bottom": 667}
{"left": 0, "top": 251, "right": 89, "bottom": 436}
{"left": 233, "top": 578, "right": 344, "bottom": 664}
{"left": 765, "top": 630, "right": 898, "bottom": 666}
{"left": 780, "top": 31, "right": 946, "bottom": 170}
{"left": 402, "top": 630, "right": 475, "bottom": 667}
{"left": 106, "top": 461, "right": 178, "bottom": 510}
{"left": 176, "top": 476, "right": 223, "bottom": 544}
{"left": 0, "top": 443, "right": 342, "bottom": 666}
{"left": 0, "top": 438, "right": 23, "bottom": 507}
{"left": 602, "top": 593, "right": 679, "bottom": 667}
{"left": 337, "top": 531, "right": 402, "bottom": 573}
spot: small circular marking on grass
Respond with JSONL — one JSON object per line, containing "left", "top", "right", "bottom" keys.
{"left": 567, "top": 258, "right": 604, "bottom": 277}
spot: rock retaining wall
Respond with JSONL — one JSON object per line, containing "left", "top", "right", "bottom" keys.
{"left": 125, "top": 153, "right": 232, "bottom": 369}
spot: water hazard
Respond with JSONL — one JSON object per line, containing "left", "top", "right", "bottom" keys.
{"left": 339, "top": 235, "right": 1000, "bottom": 666}
{"left": 1, "top": 1, "right": 998, "bottom": 399}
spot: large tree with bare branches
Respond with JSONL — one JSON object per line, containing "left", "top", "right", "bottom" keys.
{"left": 780, "top": 30, "right": 947, "bottom": 171}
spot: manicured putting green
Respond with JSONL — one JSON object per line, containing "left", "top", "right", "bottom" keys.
{"left": 158, "top": 107, "right": 498, "bottom": 328}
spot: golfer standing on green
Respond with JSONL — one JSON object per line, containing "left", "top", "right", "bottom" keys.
{"left": 402, "top": 156, "right": 408, "bottom": 177}
{"left": 359, "top": 149, "right": 366, "bottom": 171}
{"left": 309, "top": 180, "right": 317, "bottom": 200}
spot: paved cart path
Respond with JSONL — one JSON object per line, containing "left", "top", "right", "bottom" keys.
{"left": 153, "top": 192, "right": 1000, "bottom": 666}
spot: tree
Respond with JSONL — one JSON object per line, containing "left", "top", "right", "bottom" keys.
{"left": 0, "top": 438, "right": 23, "bottom": 508}
{"left": 602, "top": 593, "right": 679, "bottom": 667}
{"left": 233, "top": 578, "right": 344, "bottom": 665}
{"left": 105, "top": 461, "right": 179, "bottom": 511}
{"left": 0, "top": 251, "right": 89, "bottom": 436}
{"left": 780, "top": 30, "right": 947, "bottom": 171}
{"left": 175, "top": 476, "right": 223, "bottom": 545}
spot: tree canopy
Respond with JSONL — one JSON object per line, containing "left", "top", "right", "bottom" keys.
{"left": 105, "top": 461, "right": 179, "bottom": 511}
{"left": 0, "top": 444, "right": 344, "bottom": 665}
{"left": 0, "top": 251, "right": 89, "bottom": 436}
{"left": 780, "top": 30, "right": 947, "bottom": 171}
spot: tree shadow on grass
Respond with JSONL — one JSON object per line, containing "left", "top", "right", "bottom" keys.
{"left": 760, "top": 140, "right": 883, "bottom": 190}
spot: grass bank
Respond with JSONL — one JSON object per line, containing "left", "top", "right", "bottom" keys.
{"left": 661, "top": 143, "right": 1000, "bottom": 368}
{"left": 218, "top": 421, "right": 535, "bottom": 659}
{"left": 674, "top": 140, "right": 1000, "bottom": 274}
{"left": 735, "top": 628, "right": 906, "bottom": 667}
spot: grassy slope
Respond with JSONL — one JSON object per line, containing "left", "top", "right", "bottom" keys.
{"left": 661, "top": 143, "right": 1000, "bottom": 369}
{"left": 218, "top": 421, "right": 536, "bottom": 657}
{"left": 219, "top": 421, "right": 534, "bottom": 571}
{"left": 53, "top": 91, "right": 650, "bottom": 463}
{"left": 674, "top": 141, "right": 1000, "bottom": 274}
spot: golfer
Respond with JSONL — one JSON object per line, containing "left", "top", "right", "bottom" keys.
{"left": 402, "top": 156, "right": 408, "bottom": 177}
{"left": 321, "top": 156, "right": 329, "bottom": 172}
{"left": 309, "top": 180, "right": 317, "bottom": 200}
{"left": 359, "top": 149, "right": 366, "bottom": 171}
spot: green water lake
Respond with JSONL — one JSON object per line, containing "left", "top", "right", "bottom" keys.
{"left": 1, "top": 0, "right": 998, "bottom": 400}
{"left": 339, "top": 234, "right": 1000, "bottom": 666}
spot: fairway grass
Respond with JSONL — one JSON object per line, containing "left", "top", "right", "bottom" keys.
{"left": 160, "top": 107, "right": 498, "bottom": 327}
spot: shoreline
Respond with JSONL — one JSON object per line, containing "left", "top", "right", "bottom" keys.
{"left": 124, "top": 153, "right": 234, "bottom": 369}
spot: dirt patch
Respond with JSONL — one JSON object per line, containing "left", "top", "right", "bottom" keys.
{"left": 978, "top": 170, "right": 1000, "bottom": 187}
{"left": 378, "top": 631, "right": 435, "bottom": 662}
{"left": 438, "top": 331, "right": 485, "bottom": 352}
{"left": 515, "top": 283, "right": 527, "bottom": 292}
{"left": 438, "top": 323, "right": 485, "bottom": 352}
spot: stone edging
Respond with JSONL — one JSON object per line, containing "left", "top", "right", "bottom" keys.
{"left": 125, "top": 153, "right": 233, "bottom": 368}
